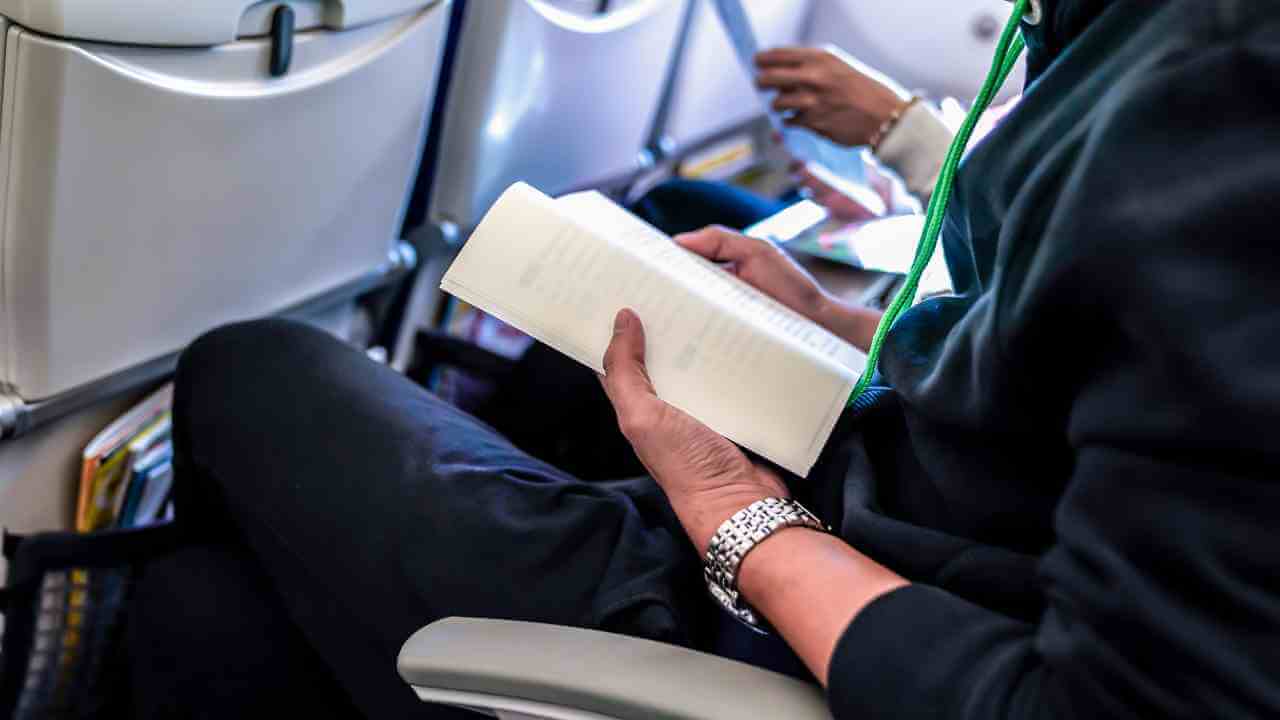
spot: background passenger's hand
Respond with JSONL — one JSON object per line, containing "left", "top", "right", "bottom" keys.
{"left": 791, "top": 159, "right": 890, "bottom": 222}
{"left": 756, "top": 46, "right": 911, "bottom": 148}
{"left": 600, "top": 309, "right": 788, "bottom": 555}
{"left": 675, "top": 226, "right": 832, "bottom": 324}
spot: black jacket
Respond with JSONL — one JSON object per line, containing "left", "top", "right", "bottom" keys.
{"left": 826, "top": 1, "right": 1280, "bottom": 717}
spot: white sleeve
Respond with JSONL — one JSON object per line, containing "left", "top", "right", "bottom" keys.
{"left": 873, "top": 101, "right": 954, "bottom": 202}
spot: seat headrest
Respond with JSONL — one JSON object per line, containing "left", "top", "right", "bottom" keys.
{"left": 0, "top": 0, "right": 442, "bottom": 46}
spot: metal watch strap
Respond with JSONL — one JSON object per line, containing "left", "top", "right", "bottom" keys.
{"left": 703, "top": 497, "right": 828, "bottom": 633}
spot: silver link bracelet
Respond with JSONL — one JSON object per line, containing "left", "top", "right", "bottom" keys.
{"left": 703, "top": 497, "right": 828, "bottom": 633}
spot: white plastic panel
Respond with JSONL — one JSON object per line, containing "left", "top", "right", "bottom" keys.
{"left": 0, "top": 5, "right": 451, "bottom": 400}
{"left": 416, "top": 687, "right": 620, "bottom": 720}
{"left": 805, "top": 0, "right": 1024, "bottom": 104}
{"left": 429, "top": 0, "right": 686, "bottom": 228}
{"left": 0, "top": 0, "right": 437, "bottom": 46}
{"left": 663, "top": 0, "right": 813, "bottom": 150}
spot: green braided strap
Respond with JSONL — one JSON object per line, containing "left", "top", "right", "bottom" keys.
{"left": 847, "top": 0, "right": 1030, "bottom": 406}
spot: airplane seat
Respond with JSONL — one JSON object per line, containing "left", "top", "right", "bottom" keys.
{"left": 659, "top": 0, "right": 814, "bottom": 160}
{"left": 399, "top": 617, "right": 834, "bottom": 719}
{"left": 397, "top": 0, "right": 472, "bottom": 246}
{"left": 0, "top": 0, "right": 452, "bottom": 432}
{"left": 427, "top": 0, "right": 687, "bottom": 230}
{"left": 805, "top": 0, "right": 1025, "bottom": 103}
{"left": 0, "top": 2, "right": 456, "bottom": 651}
{"left": 391, "top": 0, "right": 689, "bottom": 365}
{"left": 379, "top": 0, "right": 472, "bottom": 367}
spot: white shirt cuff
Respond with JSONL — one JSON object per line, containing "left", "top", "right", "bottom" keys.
{"left": 873, "top": 101, "right": 954, "bottom": 202}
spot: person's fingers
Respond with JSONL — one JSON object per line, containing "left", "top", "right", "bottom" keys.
{"left": 600, "top": 309, "right": 656, "bottom": 412}
{"left": 872, "top": 172, "right": 895, "bottom": 210}
{"left": 792, "top": 166, "right": 831, "bottom": 195}
{"left": 813, "top": 190, "right": 842, "bottom": 208}
{"left": 823, "top": 193, "right": 878, "bottom": 223}
{"left": 798, "top": 178, "right": 832, "bottom": 202}
{"left": 803, "top": 115, "right": 837, "bottom": 139}
{"left": 601, "top": 310, "right": 669, "bottom": 444}
{"left": 756, "top": 66, "right": 820, "bottom": 91}
{"left": 782, "top": 110, "right": 812, "bottom": 128}
{"left": 675, "top": 226, "right": 766, "bottom": 264}
{"left": 772, "top": 91, "right": 819, "bottom": 114}
{"left": 755, "top": 47, "right": 823, "bottom": 68}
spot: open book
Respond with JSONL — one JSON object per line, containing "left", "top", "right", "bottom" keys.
{"left": 440, "top": 183, "right": 866, "bottom": 476}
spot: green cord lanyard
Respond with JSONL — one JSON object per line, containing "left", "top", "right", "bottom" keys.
{"left": 847, "top": 0, "right": 1030, "bottom": 406}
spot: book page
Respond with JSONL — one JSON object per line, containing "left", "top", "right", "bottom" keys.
{"left": 555, "top": 191, "right": 866, "bottom": 374}
{"left": 442, "top": 183, "right": 862, "bottom": 476}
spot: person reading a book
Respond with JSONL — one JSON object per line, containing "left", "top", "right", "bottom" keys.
{"left": 142, "top": 1, "right": 1280, "bottom": 718}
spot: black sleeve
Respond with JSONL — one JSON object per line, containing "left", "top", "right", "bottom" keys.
{"left": 827, "top": 23, "right": 1280, "bottom": 720}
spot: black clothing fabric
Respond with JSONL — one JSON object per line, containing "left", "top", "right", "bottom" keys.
{"left": 1020, "top": 0, "right": 1117, "bottom": 81}
{"left": 127, "top": 542, "right": 362, "bottom": 719}
{"left": 627, "top": 177, "right": 788, "bottom": 236}
{"left": 828, "top": 1, "right": 1280, "bottom": 718}
{"left": 160, "top": 318, "right": 831, "bottom": 718}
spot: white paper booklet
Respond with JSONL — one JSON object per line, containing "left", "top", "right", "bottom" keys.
{"left": 440, "top": 183, "right": 866, "bottom": 476}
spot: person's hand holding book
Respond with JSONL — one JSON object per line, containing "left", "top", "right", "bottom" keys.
{"left": 443, "top": 184, "right": 870, "bottom": 476}
{"left": 676, "top": 226, "right": 831, "bottom": 319}
{"left": 676, "top": 227, "right": 884, "bottom": 351}
{"left": 599, "top": 305, "right": 908, "bottom": 686}
{"left": 599, "top": 308, "right": 788, "bottom": 555}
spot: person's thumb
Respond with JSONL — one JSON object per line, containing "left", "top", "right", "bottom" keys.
{"left": 601, "top": 309, "right": 656, "bottom": 413}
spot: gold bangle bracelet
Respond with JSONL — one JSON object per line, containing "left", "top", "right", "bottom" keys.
{"left": 870, "top": 96, "right": 922, "bottom": 152}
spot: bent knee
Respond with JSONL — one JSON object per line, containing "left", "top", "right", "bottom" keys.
{"left": 175, "top": 319, "right": 342, "bottom": 440}
{"left": 179, "top": 319, "right": 333, "bottom": 390}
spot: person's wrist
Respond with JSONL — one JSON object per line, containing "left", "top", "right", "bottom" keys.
{"left": 811, "top": 294, "right": 882, "bottom": 351}
{"left": 843, "top": 82, "right": 913, "bottom": 148}
{"left": 868, "top": 93, "right": 919, "bottom": 152}
{"left": 869, "top": 81, "right": 913, "bottom": 128}
{"left": 675, "top": 473, "right": 789, "bottom": 556}
{"left": 811, "top": 292, "right": 841, "bottom": 329}
{"left": 813, "top": 293, "right": 860, "bottom": 340}
{"left": 736, "top": 525, "right": 833, "bottom": 606}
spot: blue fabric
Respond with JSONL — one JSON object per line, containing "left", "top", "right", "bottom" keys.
{"left": 628, "top": 179, "right": 788, "bottom": 236}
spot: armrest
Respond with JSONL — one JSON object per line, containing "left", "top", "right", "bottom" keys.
{"left": 398, "top": 617, "right": 832, "bottom": 720}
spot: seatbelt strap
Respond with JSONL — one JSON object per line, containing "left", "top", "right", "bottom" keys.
{"left": 847, "top": 0, "right": 1030, "bottom": 406}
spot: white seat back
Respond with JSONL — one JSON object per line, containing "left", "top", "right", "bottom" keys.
{"left": 661, "top": 0, "right": 813, "bottom": 153}
{"left": 805, "top": 0, "right": 1024, "bottom": 103}
{"left": 0, "top": 2, "right": 452, "bottom": 401}
{"left": 0, "top": 0, "right": 436, "bottom": 45}
{"left": 428, "top": 0, "right": 686, "bottom": 229}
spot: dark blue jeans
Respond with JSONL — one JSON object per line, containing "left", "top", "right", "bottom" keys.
{"left": 629, "top": 178, "right": 788, "bottom": 236}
